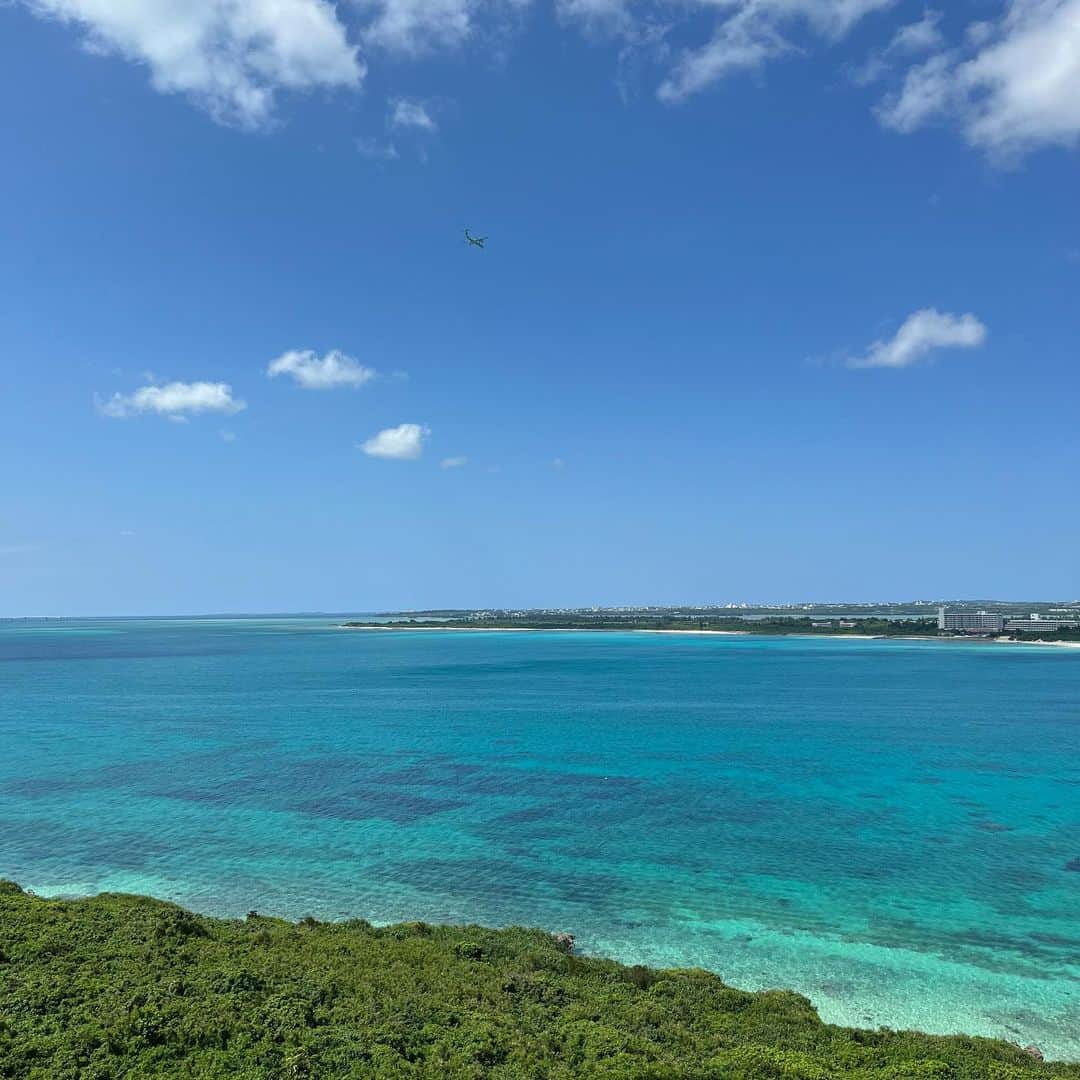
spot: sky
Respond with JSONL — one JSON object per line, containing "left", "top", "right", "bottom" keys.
{"left": 1, "top": 0, "right": 1078, "bottom": 615}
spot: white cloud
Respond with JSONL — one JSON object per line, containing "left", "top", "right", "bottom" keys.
{"left": 877, "top": 51, "right": 955, "bottom": 131}
{"left": 655, "top": 0, "right": 895, "bottom": 103}
{"left": 440, "top": 455, "right": 468, "bottom": 468}
{"left": 848, "top": 308, "right": 988, "bottom": 369}
{"left": 389, "top": 98, "right": 437, "bottom": 130}
{"left": 23, "top": 0, "right": 1076, "bottom": 162}
{"left": 220, "top": 429, "right": 238, "bottom": 442}
{"left": 360, "top": 0, "right": 474, "bottom": 53}
{"left": 23, "top": 0, "right": 364, "bottom": 128}
{"left": 852, "top": 9, "right": 943, "bottom": 84}
{"left": 267, "top": 348, "right": 378, "bottom": 389}
{"left": 555, "top": 0, "right": 636, "bottom": 35}
{"left": 98, "top": 380, "right": 246, "bottom": 419}
{"left": 360, "top": 423, "right": 430, "bottom": 459}
{"left": 880, "top": 0, "right": 1080, "bottom": 157}
{"left": 887, "top": 9, "right": 944, "bottom": 55}
{"left": 658, "top": 11, "right": 789, "bottom": 103}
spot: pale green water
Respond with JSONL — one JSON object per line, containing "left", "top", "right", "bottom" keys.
{"left": 1, "top": 618, "right": 1077, "bottom": 1057}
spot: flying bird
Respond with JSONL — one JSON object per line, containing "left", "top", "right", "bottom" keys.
{"left": 464, "top": 228, "right": 486, "bottom": 250}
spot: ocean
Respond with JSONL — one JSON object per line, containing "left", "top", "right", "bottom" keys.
{"left": 1, "top": 618, "right": 1077, "bottom": 1058}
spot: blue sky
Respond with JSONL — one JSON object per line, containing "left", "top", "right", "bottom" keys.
{"left": 2, "top": 0, "right": 1078, "bottom": 615}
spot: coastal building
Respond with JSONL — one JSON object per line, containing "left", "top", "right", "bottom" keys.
{"left": 937, "top": 608, "right": 1005, "bottom": 633}
{"left": 1003, "top": 614, "right": 1080, "bottom": 633}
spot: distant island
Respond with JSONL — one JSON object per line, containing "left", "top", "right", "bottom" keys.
{"left": 342, "top": 604, "right": 1080, "bottom": 643}
{"left": 2, "top": 882, "right": 1073, "bottom": 1077}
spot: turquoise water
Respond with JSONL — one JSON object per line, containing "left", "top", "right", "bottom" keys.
{"left": 2, "top": 619, "right": 1078, "bottom": 1058}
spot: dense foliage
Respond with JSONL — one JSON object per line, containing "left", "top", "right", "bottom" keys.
{"left": 1, "top": 883, "right": 1075, "bottom": 1079}
{"left": 1008, "top": 627, "right": 1080, "bottom": 642}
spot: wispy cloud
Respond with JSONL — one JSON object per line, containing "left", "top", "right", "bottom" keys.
{"left": 851, "top": 9, "right": 943, "bottom": 85}
{"left": 359, "top": 423, "right": 430, "bottom": 459}
{"left": 360, "top": 0, "right": 474, "bottom": 54}
{"left": 654, "top": 0, "right": 894, "bottom": 103}
{"left": 389, "top": 98, "right": 437, "bottom": 130}
{"left": 848, "top": 309, "right": 988, "bottom": 369}
{"left": 267, "top": 348, "right": 379, "bottom": 389}
{"left": 21, "top": 0, "right": 364, "bottom": 128}
{"left": 355, "top": 136, "right": 400, "bottom": 160}
{"left": 440, "top": 455, "right": 468, "bottom": 468}
{"left": 97, "top": 380, "right": 246, "bottom": 419}
{"left": 888, "top": 9, "right": 945, "bottom": 55}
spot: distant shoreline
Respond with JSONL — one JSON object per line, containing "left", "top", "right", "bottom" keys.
{"left": 339, "top": 624, "right": 1080, "bottom": 648}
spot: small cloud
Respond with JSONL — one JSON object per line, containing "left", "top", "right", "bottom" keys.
{"left": 220, "top": 429, "right": 238, "bottom": 442}
{"left": 355, "top": 136, "right": 399, "bottom": 160}
{"left": 876, "top": 52, "right": 957, "bottom": 134}
{"left": 119, "top": 530, "right": 135, "bottom": 538}
{"left": 888, "top": 10, "right": 945, "bottom": 57}
{"left": 848, "top": 308, "right": 988, "bottom": 369}
{"left": 852, "top": 10, "right": 944, "bottom": 86}
{"left": 97, "top": 380, "right": 246, "bottom": 420}
{"left": 267, "top": 348, "right": 378, "bottom": 389}
{"left": 389, "top": 98, "right": 437, "bottom": 131}
{"left": 557, "top": 0, "right": 637, "bottom": 35}
{"left": 359, "top": 423, "right": 429, "bottom": 460}
{"left": 440, "top": 456, "right": 468, "bottom": 469}
{"left": 552, "top": 457, "right": 566, "bottom": 469}
{"left": 362, "top": 0, "right": 473, "bottom": 54}
{"left": 850, "top": 52, "right": 889, "bottom": 87}
{"left": 1067, "top": 248, "right": 1080, "bottom": 263}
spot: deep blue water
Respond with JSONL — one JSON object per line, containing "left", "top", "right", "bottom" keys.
{"left": 1, "top": 618, "right": 1078, "bottom": 1057}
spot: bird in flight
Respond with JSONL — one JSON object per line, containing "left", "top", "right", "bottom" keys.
{"left": 464, "top": 228, "right": 486, "bottom": 250}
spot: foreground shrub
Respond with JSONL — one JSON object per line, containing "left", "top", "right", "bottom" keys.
{"left": 0, "top": 886, "right": 1075, "bottom": 1079}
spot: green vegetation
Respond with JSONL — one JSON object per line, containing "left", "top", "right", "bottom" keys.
{"left": 1, "top": 883, "right": 1075, "bottom": 1079}
{"left": 343, "top": 616, "right": 942, "bottom": 636}
{"left": 1008, "top": 627, "right": 1080, "bottom": 643}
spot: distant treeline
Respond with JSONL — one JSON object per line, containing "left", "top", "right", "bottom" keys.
{"left": 344, "top": 616, "right": 942, "bottom": 635}
{"left": 1007, "top": 627, "right": 1080, "bottom": 643}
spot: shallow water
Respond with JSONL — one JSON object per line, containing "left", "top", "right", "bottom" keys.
{"left": 1, "top": 618, "right": 1078, "bottom": 1057}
